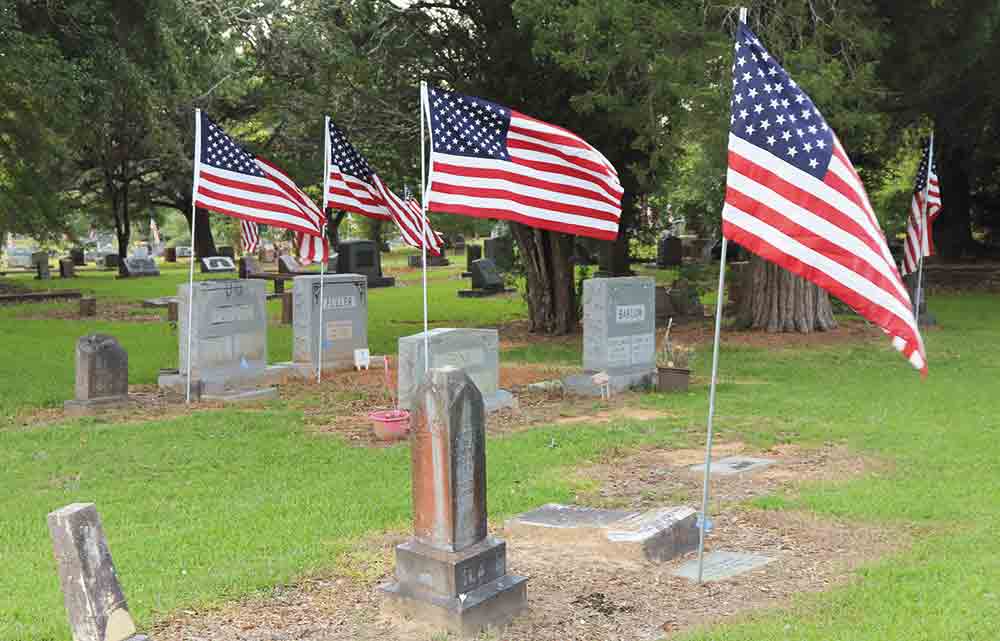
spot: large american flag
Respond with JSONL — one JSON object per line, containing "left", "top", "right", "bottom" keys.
{"left": 377, "top": 183, "right": 443, "bottom": 256}
{"left": 240, "top": 219, "right": 260, "bottom": 254}
{"left": 423, "top": 86, "right": 623, "bottom": 240}
{"left": 723, "top": 22, "right": 926, "bottom": 375}
{"left": 324, "top": 120, "right": 390, "bottom": 221}
{"left": 296, "top": 230, "right": 329, "bottom": 265}
{"left": 901, "top": 138, "right": 942, "bottom": 276}
{"left": 193, "top": 111, "right": 325, "bottom": 237}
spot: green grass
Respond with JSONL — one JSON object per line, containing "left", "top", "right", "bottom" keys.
{"left": 3, "top": 265, "right": 1000, "bottom": 640}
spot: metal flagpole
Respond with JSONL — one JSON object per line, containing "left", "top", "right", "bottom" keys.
{"left": 419, "top": 81, "right": 430, "bottom": 374}
{"left": 185, "top": 109, "right": 202, "bottom": 404}
{"left": 318, "top": 116, "right": 333, "bottom": 383}
{"left": 914, "top": 131, "right": 934, "bottom": 325}
{"left": 695, "top": 4, "right": 746, "bottom": 584}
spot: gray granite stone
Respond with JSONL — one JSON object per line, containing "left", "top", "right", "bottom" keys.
{"left": 672, "top": 551, "right": 775, "bottom": 582}
{"left": 175, "top": 246, "right": 192, "bottom": 258}
{"left": 47, "top": 503, "right": 139, "bottom": 641}
{"left": 59, "top": 258, "right": 76, "bottom": 278}
{"left": 200, "top": 256, "right": 236, "bottom": 273}
{"left": 65, "top": 335, "right": 128, "bottom": 414}
{"left": 689, "top": 456, "right": 775, "bottom": 476}
{"left": 291, "top": 274, "right": 368, "bottom": 371}
{"left": 466, "top": 244, "right": 482, "bottom": 271}
{"left": 122, "top": 257, "right": 159, "bottom": 277}
{"left": 337, "top": 240, "right": 395, "bottom": 287}
{"left": 484, "top": 236, "right": 514, "bottom": 271}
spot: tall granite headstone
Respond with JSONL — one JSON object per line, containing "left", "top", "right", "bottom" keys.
{"left": 292, "top": 274, "right": 368, "bottom": 371}
{"left": 466, "top": 244, "right": 482, "bottom": 273}
{"left": 564, "top": 277, "right": 657, "bottom": 395}
{"left": 337, "top": 240, "right": 394, "bottom": 287}
{"left": 484, "top": 236, "right": 514, "bottom": 272}
{"left": 380, "top": 367, "right": 527, "bottom": 635}
{"left": 59, "top": 258, "right": 76, "bottom": 278}
{"left": 32, "top": 251, "right": 51, "bottom": 280}
{"left": 398, "top": 328, "right": 514, "bottom": 412}
{"left": 657, "top": 236, "right": 682, "bottom": 267}
{"left": 47, "top": 503, "right": 146, "bottom": 641}
{"left": 64, "top": 335, "right": 129, "bottom": 414}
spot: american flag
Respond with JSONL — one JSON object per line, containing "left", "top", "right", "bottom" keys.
{"left": 193, "top": 111, "right": 325, "bottom": 237}
{"left": 723, "top": 22, "right": 926, "bottom": 375}
{"left": 423, "top": 86, "right": 623, "bottom": 240}
{"left": 241, "top": 219, "right": 260, "bottom": 254}
{"left": 378, "top": 182, "right": 443, "bottom": 256}
{"left": 324, "top": 120, "right": 390, "bottom": 221}
{"left": 901, "top": 138, "right": 942, "bottom": 276}
{"left": 296, "top": 230, "right": 329, "bottom": 265}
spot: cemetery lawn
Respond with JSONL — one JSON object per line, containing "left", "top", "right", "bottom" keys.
{"left": 1, "top": 264, "right": 999, "bottom": 640}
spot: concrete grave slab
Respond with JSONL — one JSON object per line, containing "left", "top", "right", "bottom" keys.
{"left": 689, "top": 456, "right": 775, "bottom": 476}
{"left": 672, "top": 551, "right": 775, "bottom": 582}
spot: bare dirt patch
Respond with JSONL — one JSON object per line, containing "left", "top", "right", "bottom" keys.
{"left": 152, "top": 443, "right": 906, "bottom": 641}
{"left": 13, "top": 299, "right": 166, "bottom": 323}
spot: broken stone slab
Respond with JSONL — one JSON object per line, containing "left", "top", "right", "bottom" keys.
{"left": 47, "top": 503, "right": 141, "bottom": 641}
{"left": 504, "top": 503, "right": 699, "bottom": 562}
{"left": 689, "top": 456, "right": 775, "bottom": 476}
{"left": 672, "top": 550, "right": 775, "bottom": 582}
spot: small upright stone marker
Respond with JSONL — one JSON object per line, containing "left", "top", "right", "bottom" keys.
{"left": 64, "top": 335, "right": 129, "bottom": 414}
{"left": 380, "top": 367, "right": 527, "bottom": 635}
{"left": 47, "top": 503, "right": 146, "bottom": 641}
{"left": 79, "top": 297, "right": 97, "bottom": 318}
{"left": 690, "top": 456, "right": 775, "bottom": 476}
{"left": 59, "top": 258, "right": 77, "bottom": 278}
{"left": 33, "top": 251, "right": 51, "bottom": 279}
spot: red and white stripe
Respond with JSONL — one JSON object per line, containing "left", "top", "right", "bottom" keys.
{"left": 426, "top": 95, "right": 623, "bottom": 240}
{"left": 723, "top": 133, "right": 927, "bottom": 375}
{"left": 371, "top": 176, "right": 443, "bottom": 256}
{"left": 240, "top": 219, "right": 260, "bottom": 254}
{"left": 296, "top": 231, "right": 329, "bottom": 266}
{"left": 901, "top": 166, "right": 942, "bottom": 276}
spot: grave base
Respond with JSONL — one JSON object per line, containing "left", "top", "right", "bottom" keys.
{"left": 201, "top": 387, "right": 278, "bottom": 403}
{"left": 505, "top": 503, "right": 698, "bottom": 562}
{"left": 562, "top": 368, "right": 656, "bottom": 397}
{"left": 63, "top": 395, "right": 130, "bottom": 416}
{"left": 276, "top": 360, "right": 361, "bottom": 378}
{"left": 157, "top": 365, "right": 294, "bottom": 400}
{"left": 457, "top": 288, "right": 516, "bottom": 298}
{"left": 380, "top": 537, "right": 527, "bottom": 636}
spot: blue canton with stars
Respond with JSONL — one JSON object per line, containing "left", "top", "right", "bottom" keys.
{"left": 912, "top": 140, "right": 936, "bottom": 194}
{"left": 200, "top": 112, "right": 265, "bottom": 177}
{"left": 329, "top": 121, "right": 376, "bottom": 186}
{"left": 731, "top": 23, "right": 833, "bottom": 180}
{"left": 427, "top": 87, "right": 511, "bottom": 161}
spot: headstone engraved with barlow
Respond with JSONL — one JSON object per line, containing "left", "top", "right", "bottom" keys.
{"left": 379, "top": 367, "right": 528, "bottom": 635}
{"left": 290, "top": 274, "right": 369, "bottom": 373}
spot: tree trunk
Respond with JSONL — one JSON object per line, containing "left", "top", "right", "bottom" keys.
{"left": 178, "top": 204, "right": 217, "bottom": 258}
{"left": 112, "top": 186, "right": 131, "bottom": 277}
{"left": 737, "top": 255, "right": 837, "bottom": 332}
{"left": 510, "top": 223, "right": 577, "bottom": 334}
{"left": 935, "top": 142, "right": 975, "bottom": 260}
{"left": 598, "top": 191, "right": 635, "bottom": 276}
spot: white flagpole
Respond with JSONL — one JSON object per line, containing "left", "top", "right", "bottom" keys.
{"left": 914, "top": 131, "right": 934, "bottom": 325}
{"left": 419, "top": 81, "right": 430, "bottom": 373}
{"left": 695, "top": 5, "right": 746, "bottom": 584}
{"left": 318, "top": 116, "right": 332, "bottom": 383}
{"left": 186, "top": 109, "right": 202, "bottom": 404}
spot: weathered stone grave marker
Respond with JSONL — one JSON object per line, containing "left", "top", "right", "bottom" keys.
{"left": 103, "top": 254, "right": 120, "bottom": 271}
{"left": 289, "top": 274, "right": 368, "bottom": 373}
{"left": 657, "top": 236, "right": 683, "bottom": 267}
{"left": 673, "top": 551, "right": 774, "bottom": 582}
{"left": 70, "top": 247, "right": 86, "bottom": 266}
{"left": 505, "top": 503, "right": 699, "bottom": 562}
{"left": 164, "top": 246, "right": 177, "bottom": 263}
{"left": 59, "top": 258, "right": 76, "bottom": 278}
{"left": 64, "top": 335, "right": 129, "bottom": 415}
{"left": 398, "top": 328, "right": 514, "bottom": 412}
{"left": 459, "top": 258, "right": 512, "bottom": 298}
{"left": 380, "top": 367, "right": 528, "bottom": 635}
{"left": 689, "top": 456, "right": 775, "bottom": 476}
{"left": 32, "top": 251, "right": 51, "bottom": 279}
{"left": 48, "top": 503, "right": 149, "bottom": 641}
{"left": 175, "top": 246, "right": 192, "bottom": 259}
{"left": 121, "top": 257, "right": 159, "bottom": 278}
{"left": 564, "top": 276, "right": 657, "bottom": 396}
{"left": 408, "top": 250, "right": 450, "bottom": 268}
{"left": 463, "top": 244, "right": 482, "bottom": 277}
{"left": 200, "top": 256, "right": 236, "bottom": 274}
{"left": 337, "top": 240, "right": 395, "bottom": 287}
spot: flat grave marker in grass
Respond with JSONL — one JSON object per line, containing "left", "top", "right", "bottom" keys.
{"left": 690, "top": 456, "right": 775, "bottom": 476}
{"left": 672, "top": 550, "right": 775, "bottom": 582}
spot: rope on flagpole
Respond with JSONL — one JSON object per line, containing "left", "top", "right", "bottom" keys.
{"left": 914, "top": 131, "right": 933, "bottom": 325}
{"left": 420, "top": 81, "right": 430, "bottom": 374}
{"left": 185, "top": 109, "right": 202, "bottom": 405}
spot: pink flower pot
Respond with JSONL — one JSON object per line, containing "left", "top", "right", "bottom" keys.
{"left": 369, "top": 409, "right": 410, "bottom": 441}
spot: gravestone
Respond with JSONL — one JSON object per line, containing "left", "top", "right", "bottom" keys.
{"left": 408, "top": 251, "right": 450, "bottom": 268}
{"left": 291, "top": 274, "right": 368, "bottom": 372}
{"left": 278, "top": 254, "right": 306, "bottom": 274}
{"left": 564, "top": 277, "right": 657, "bottom": 396}
{"left": 59, "top": 258, "right": 76, "bottom": 279}
{"left": 379, "top": 367, "right": 528, "bottom": 635}
{"left": 239, "top": 256, "right": 263, "bottom": 278}
{"left": 673, "top": 551, "right": 774, "bottom": 582}
{"left": 167, "top": 301, "right": 178, "bottom": 323}
{"left": 200, "top": 256, "right": 236, "bottom": 274}
{"left": 337, "top": 240, "right": 394, "bottom": 287}
{"left": 131, "top": 246, "right": 149, "bottom": 259}
{"left": 79, "top": 297, "right": 97, "bottom": 317}
{"left": 32, "top": 251, "right": 51, "bottom": 280}
{"left": 47, "top": 503, "right": 147, "bottom": 641}
{"left": 657, "top": 236, "right": 683, "bottom": 267}
{"left": 64, "top": 335, "right": 129, "bottom": 414}
{"left": 465, "top": 244, "right": 482, "bottom": 274}
{"left": 175, "top": 246, "right": 192, "bottom": 258}
{"left": 459, "top": 258, "right": 513, "bottom": 298}
{"left": 103, "top": 254, "right": 120, "bottom": 271}
{"left": 164, "top": 246, "right": 177, "bottom": 263}
{"left": 70, "top": 248, "right": 86, "bottom": 266}
{"left": 484, "top": 236, "right": 514, "bottom": 271}
{"left": 398, "top": 328, "right": 514, "bottom": 412}
{"left": 157, "top": 279, "right": 282, "bottom": 401}
{"left": 505, "top": 504, "right": 698, "bottom": 562}
{"left": 452, "top": 234, "right": 466, "bottom": 250}
{"left": 689, "top": 456, "right": 774, "bottom": 476}
{"left": 121, "top": 257, "right": 159, "bottom": 278}
{"left": 217, "top": 245, "right": 235, "bottom": 259}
